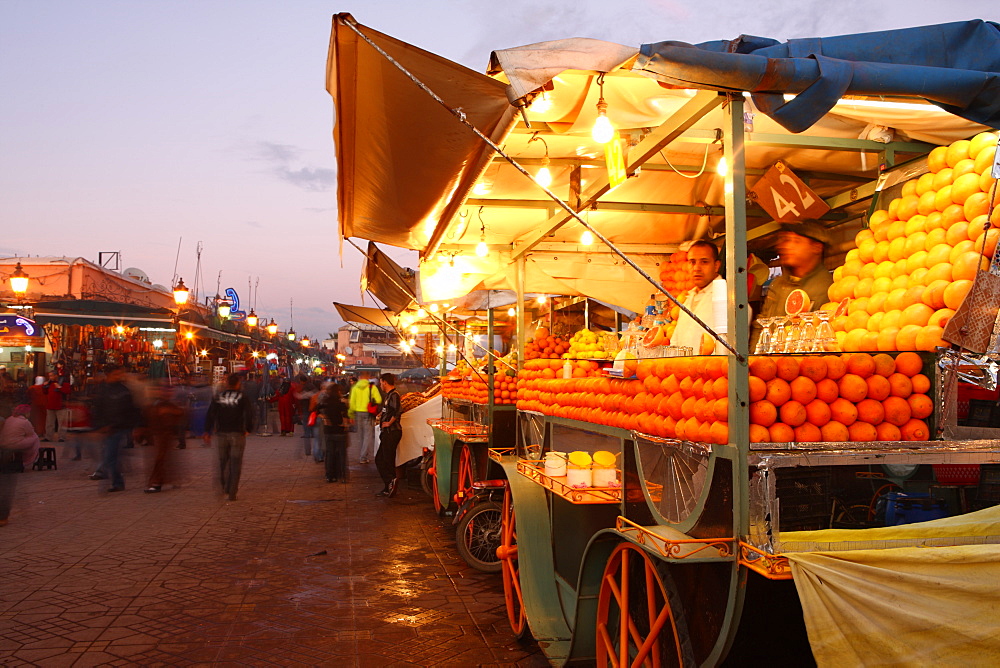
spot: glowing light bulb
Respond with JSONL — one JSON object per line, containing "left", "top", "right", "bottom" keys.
{"left": 717, "top": 156, "right": 728, "bottom": 177}
{"left": 507, "top": 307, "right": 516, "bottom": 317}
{"left": 476, "top": 239, "right": 489, "bottom": 257}
{"left": 592, "top": 111, "right": 614, "bottom": 144}
{"left": 447, "top": 344, "right": 457, "bottom": 353}
{"left": 410, "top": 325, "right": 418, "bottom": 334}
{"left": 429, "top": 303, "right": 439, "bottom": 313}
{"left": 416, "top": 308, "right": 427, "bottom": 318}
{"left": 535, "top": 154, "right": 553, "bottom": 188}
{"left": 536, "top": 295, "right": 547, "bottom": 305}
{"left": 472, "top": 181, "right": 492, "bottom": 196}
{"left": 581, "top": 230, "right": 595, "bottom": 245}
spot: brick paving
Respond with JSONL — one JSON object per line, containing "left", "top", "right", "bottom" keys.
{"left": 0, "top": 434, "right": 548, "bottom": 667}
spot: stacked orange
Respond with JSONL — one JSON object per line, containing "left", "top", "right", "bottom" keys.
{"left": 657, "top": 250, "right": 694, "bottom": 297}
{"left": 748, "top": 352, "right": 932, "bottom": 443}
{"left": 524, "top": 326, "right": 571, "bottom": 360}
{"left": 441, "top": 371, "right": 518, "bottom": 405}
{"left": 827, "top": 131, "right": 1000, "bottom": 352}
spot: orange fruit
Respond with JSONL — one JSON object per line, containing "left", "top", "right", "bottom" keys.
{"left": 838, "top": 374, "right": 868, "bottom": 402}
{"left": 790, "top": 376, "right": 817, "bottom": 404}
{"left": 887, "top": 372, "right": 914, "bottom": 398}
{"left": 946, "top": 140, "right": 972, "bottom": 168}
{"left": 769, "top": 422, "right": 794, "bottom": 443}
{"left": 905, "top": 249, "right": 929, "bottom": 274}
{"left": 794, "top": 422, "right": 822, "bottom": 443}
{"left": 915, "top": 325, "right": 947, "bottom": 351}
{"left": 896, "top": 324, "right": 922, "bottom": 351}
{"left": 867, "top": 294, "right": 889, "bottom": 318}
{"left": 876, "top": 327, "right": 901, "bottom": 352}
{"left": 969, "top": 132, "right": 999, "bottom": 160}
{"left": 780, "top": 400, "right": 807, "bottom": 427}
{"left": 815, "top": 378, "right": 839, "bottom": 403}
{"left": 900, "top": 418, "right": 930, "bottom": 441}
{"left": 911, "top": 373, "right": 931, "bottom": 394}
{"left": 946, "top": 220, "right": 970, "bottom": 246}
{"left": 845, "top": 311, "right": 870, "bottom": 333}
{"left": 925, "top": 210, "right": 946, "bottom": 232}
{"left": 867, "top": 312, "right": 885, "bottom": 333}
{"left": 891, "top": 274, "right": 910, "bottom": 292}
{"left": 824, "top": 355, "right": 847, "bottom": 380}
{"left": 774, "top": 357, "right": 800, "bottom": 382}
{"left": 943, "top": 280, "right": 973, "bottom": 310}
{"left": 875, "top": 422, "right": 902, "bottom": 441}
{"left": 709, "top": 422, "right": 729, "bottom": 445}
{"left": 749, "top": 376, "right": 766, "bottom": 402}
{"left": 853, "top": 277, "right": 874, "bottom": 299}
{"left": 749, "top": 424, "right": 770, "bottom": 443}
{"left": 856, "top": 398, "right": 885, "bottom": 425}
{"left": 935, "top": 186, "right": 956, "bottom": 212}
{"left": 748, "top": 356, "right": 777, "bottom": 381}
{"left": 750, "top": 400, "right": 778, "bottom": 427}
{"left": 885, "top": 288, "right": 907, "bottom": 313}
{"left": 882, "top": 396, "right": 912, "bottom": 426}
{"left": 953, "top": 158, "right": 978, "bottom": 179}
{"left": 914, "top": 173, "right": 935, "bottom": 196}
{"left": 798, "top": 357, "right": 828, "bottom": 382}
{"left": 924, "top": 228, "right": 948, "bottom": 251}
{"left": 900, "top": 179, "right": 919, "bottom": 198}
{"left": 804, "top": 399, "right": 831, "bottom": 427}
{"left": 901, "top": 286, "right": 925, "bottom": 311}
{"left": 848, "top": 421, "right": 878, "bottom": 442}
{"left": 951, "top": 172, "right": 983, "bottom": 205}
{"left": 894, "top": 352, "right": 923, "bottom": 377}
{"left": 952, "top": 250, "right": 988, "bottom": 281}
{"left": 820, "top": 420, "right": 850, "bottom": 442}
{"left": 866, "top": 374, "right": 891, "bottom": 401}
{"left": 843, "top": 328, "right": 870, "bottom": 352}
{"left": 764, "top": 378, "right": 791, "bottom": 406}
{"left": 872, "top": 353, "right": 896, "bottom": 377}
{"left": 900, "top": 302, "right": 934, "bottom": 328}
{"left": 905, "top": 214, "right": 928, "bottom": 236}
{"left": 846, "top": 353, "right": 875, "bottom": 378}
{"left": 887, "top": 237, "right": 907, "bottom": 262}
{"left": 907, "top": 393, "right": 933, "bottom": 419}
{"left": 897, "top": 196, "right": 920, "bottom": 223}
{"left": 922, "top": 280, "right": 950, "bottom": 309}
{"left": 925, "top": 262, "right": 954, "bottom": 284}
{"left": 965, "top": 192, "right": 991, "bottom": 221}
{"left": 829, "top": 398, "right": 858, "bottom": 426}
{"left": 857, "top": 240, "right": 877, "bottom": 264}
{"left": 927, "top": 145, "right": 949, "bottom": 173}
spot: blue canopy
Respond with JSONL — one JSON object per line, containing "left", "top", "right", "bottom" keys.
{"left": 637, "top": 20, "right": 1000, "bottom": 133}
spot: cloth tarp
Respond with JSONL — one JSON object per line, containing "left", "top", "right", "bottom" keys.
{"left": 782, "top": 505, "right": 1000, "bottom": 666}
{"left": 395, "top": 395, "right": 441, "bottom": 466}
{"left": 333, "top": 303, "right": 400, "bottom": 329}
{"left": 327, "top": 13, "right": 518, "bottom": 250}
{"left": 363, "top": 242, "right": 416, "bottom": 313}
{"left": 635, "top": 20, "right": 1000, "bottom": 133}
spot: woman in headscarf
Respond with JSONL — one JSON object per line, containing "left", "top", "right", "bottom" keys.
{"left": 0, "top": 404, "right": 41, "bottom": 526}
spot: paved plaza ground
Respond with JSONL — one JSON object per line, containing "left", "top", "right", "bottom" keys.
{"left": 0, "top": 433, "right": 547, "bottom": 667}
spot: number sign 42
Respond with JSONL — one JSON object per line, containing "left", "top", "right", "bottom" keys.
{"left": 750, "top": 162, "right": 830, "bottom": 222}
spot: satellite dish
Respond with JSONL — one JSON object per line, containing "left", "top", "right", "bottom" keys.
{"left": 123, "top": 267, "right": 150, "bottom": 283}
{"left": 151, "top": 284, "right": 168, "bottom": 292}
{"left": 345, "top": 345, "right": 353, "bottom": 355}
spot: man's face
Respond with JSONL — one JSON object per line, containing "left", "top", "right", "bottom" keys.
{"left": 777, "top": 232, "right": 822, "bottom": 272}
{"left": 48, "top": 372, "right": 57, "bottom": 381}
{"left": 688, "top": 245, "right": 721, "bottom": 290}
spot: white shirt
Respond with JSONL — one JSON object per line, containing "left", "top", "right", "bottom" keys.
{"left": 671, "top": 278, "right": 727, "bottom": 354}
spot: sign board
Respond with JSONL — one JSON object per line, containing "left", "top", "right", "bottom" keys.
{"left": 0, "top": 314, "right": 45, "bottom": 347}
{"left": 750, "top": 162, "right": 830, "bottom": 222}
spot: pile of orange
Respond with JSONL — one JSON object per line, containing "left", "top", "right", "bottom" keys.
{"left": 441, "top": 369, "right": 518, "bottom": 405}
{"left": 749, "top": 352, "right": 932, "bottom": 443}
{"left": 524, "top": 326, "right": 571, "bottom": 360}
{"left": 658, "top": 250, "right": 694, "bottom": 297}
{"left": 827, "top": 131, "right": 1000, "bottom": 352}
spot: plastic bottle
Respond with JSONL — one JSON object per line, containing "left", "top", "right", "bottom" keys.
{"left": 563, "top": 360, "right": 573, "bottom": 379}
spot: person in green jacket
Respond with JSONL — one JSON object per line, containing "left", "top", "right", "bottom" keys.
{"left": 751, "top": 220, "right": 834, "bottom": 350}
{"left": 347, "top": 372, "right": 381, "bottom": 464}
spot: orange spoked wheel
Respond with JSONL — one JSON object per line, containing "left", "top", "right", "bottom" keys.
{"left": 596, "top": 543, "right": 694, "bottom": 668}
{"left": 497, "top": 484, "right": 529, "bottom": 639}
{"left": 453, "top": 445, "right": 475, "bottom": 506}
{"left": 428, "top": 464, "right": 443, "bottom": 514}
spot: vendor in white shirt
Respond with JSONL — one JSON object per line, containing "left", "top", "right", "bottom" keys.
{"left": 670, "top": 240, "right": 728, "bottom": 355}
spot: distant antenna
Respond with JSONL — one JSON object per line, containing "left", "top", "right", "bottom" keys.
{"left": 99, "top": 251, "right": 121, "bottom": 271}
{"left": 171, "top": 237, "right": 183, "bottom": 285}
{"left": 192, "top": 242, "right": 204, "bottom": 304}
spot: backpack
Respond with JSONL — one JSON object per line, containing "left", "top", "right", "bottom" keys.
{"left": 367, "top": 385, "right": 379, "bottom": 414}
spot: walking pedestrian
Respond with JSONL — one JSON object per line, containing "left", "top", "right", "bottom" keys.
{"left": 272, "top": 374, "right": 296, "bottom": 436}
{"left": 374, "top": 373, "right": 403, "bottom": 498}
{"left": 203, "top": 373, "right": 254, "bottom": 501}
{"left": 347, "top": 371, "right": 381, "bottom": 464}
{"left": 43, "top": 371, "right": 72, "bottom": 442}
{"left": 0, "top": 405, "right": 40, "bottom": 526}
{"left": 27, "top": 376, "right": 46, "bottom": 436}
{"left": 318, "top": 382, "right": 349, "bottom": 482}
{"left": 143, "top": 382, "right": 186, "bottom": 493}
{"left": 90, "top": 365, "right": 142, "bottom": 493}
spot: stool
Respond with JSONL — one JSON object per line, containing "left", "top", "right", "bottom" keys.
{"left": 33, "top": 447, "right": 57, "bottom": 471}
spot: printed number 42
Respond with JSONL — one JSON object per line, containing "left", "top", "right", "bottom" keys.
{"left": 771, "top": 175, "right": 815, "bottom": 218}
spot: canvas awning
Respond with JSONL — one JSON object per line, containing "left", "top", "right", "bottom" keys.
{"left": 362, "top": 242, "right": 416, "bottom": 313}
{"left": 333, "top": 302, "right": 400, "bottom": 329}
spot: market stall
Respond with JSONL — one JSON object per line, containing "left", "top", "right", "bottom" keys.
{"left": 328, "top": 15, "right": 1000, "bottom": 666}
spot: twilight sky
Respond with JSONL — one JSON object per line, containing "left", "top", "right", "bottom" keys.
{"left": 0, "top": 0, "right": 993, "bottom": 342}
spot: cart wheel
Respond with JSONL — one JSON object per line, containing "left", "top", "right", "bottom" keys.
{"left": 596, "top": 543, "right": 695, "bottom": 668}
{"left": 428, "top": 465, "right": 443, "bottom": 514}
{"left": 420, "top": 455, "right": 435, "bottom": 498}
{"left": 453, "top": 445, "right": 475, "bottom": 505}
{"left": 498, "top": 485, "right": 529, "bottom": 639}
{"left": 455, "top": 500, "right": 502, "bottom": 573}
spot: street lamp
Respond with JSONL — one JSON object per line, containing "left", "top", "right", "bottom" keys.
{"left": 217, "top": 299, "right": 231, "bottom": 320}
{"left": 172, "top": 278, "right": 190, "bottom": 306}
{"left": 266, "top": 319, "right": 278, "bottom": 336}
{"left": 287, "top": 329, "right": 296, "bottom": 342}
{"left": 246, "top": 309, "right": 258, "bottom": 328}
{"left": 301, "top": 336, "right": 310, "bottom": 347}
{"left": 9, "top": 262, "right": 29, "bottom": 297}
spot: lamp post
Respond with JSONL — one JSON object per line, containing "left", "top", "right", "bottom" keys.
{"left": 266, "top": 319, "right": 278, "bottom": 336}
{"left": 9, "top": 262, "right": 29, "bottom": 298}
{"left": 172, "top": 278, "right": 190, "bottom": 307}
{"left": 246, "top": 309, "right": 258, "bottom": 328}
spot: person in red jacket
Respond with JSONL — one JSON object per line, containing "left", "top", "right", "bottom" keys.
{"left": 43, "top": 372, "right": 71, "bottom": 442}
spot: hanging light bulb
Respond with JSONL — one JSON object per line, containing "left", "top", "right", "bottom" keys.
{"left": 580, "top": 230, "right": 595, "bottom": 245}
{"left": 507, "top": 307, "right": 516, "bottom": 317}
{"left": 429, "top": 303, "right": 439, "bottom": 313}
{"left": 416, "top": 308, "right": 427, "bottom": 318}
{"left": 716, "top": 155, "right": 728, "bottom": 178}
{"left": 528, "top": 133, "right": 553, "bottom": 188}
{"left": 409, "top": 325, "right": 418, "bottom": 334}
{"left": 536, "top": 295, "right": 547, "bottom": 305}
{"left": 475, "top": 206, "right": 489, "bottom": 257}
{"left": 591, "top": 74, "right": 615, "bottom": 144}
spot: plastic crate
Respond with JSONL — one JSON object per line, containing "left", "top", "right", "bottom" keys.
{"left": 882, "top": 492, "right": 949, "bottom": 526}
{"left": 933, "top": 464, "right": 981, "bottom": 485}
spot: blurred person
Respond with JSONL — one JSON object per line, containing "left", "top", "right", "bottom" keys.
{"left": 318, "top": 382, "right": 349, "bottom": 482}
{"left": 374, "top": 373, "right": 403, "bottom": 498}
{"left": 241, "top": 372, "right": 263, "bottom": 434}
{"left": 0, "top": 405, "right": 40, "bottom": 526}
{"left": 297, "top": 376, "right": 319, "bottom": 455}
{"left": 143, "top": 382, "right": 186, "bottom": 493}
{"left": 0, "top": 367, "right": 15, "bottom": 417}
{"left": 671, "top": 240, "right": 728, "bottom": 355}
{"left": 27, "top": 376, "right": 47, "bottom": 436}
{"left": 171, "top": 376, "right": 191, "bottom": 449}
{"left": 43, "top": 371, "right": 72, "bottom": 442}
{"left": 271, "top": 374, "right": 297, "bottom": 436}
{"left": 90, "top": 365, "right": 142, "bottom": 493}
{"left": 203, "top": 373, "right": 254, "bottom": 501}
{"left": 750, "top": 221, "right": 833, "bottom": 349}
{"left": 187, "top": 374, "right": 213, "bottom": 443}
{"left": 347, "top": 371, "right": 381, "bottom": 464}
